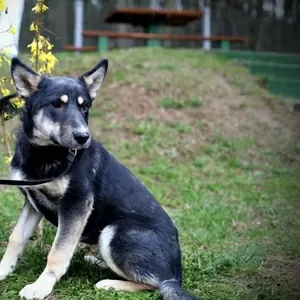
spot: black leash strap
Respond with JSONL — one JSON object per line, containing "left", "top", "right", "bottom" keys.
{"left": 0, "top": 149, "right": 77, "bottom": 187}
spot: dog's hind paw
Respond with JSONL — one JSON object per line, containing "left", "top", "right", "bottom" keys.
{"left": 84, "top": 255, "right": 108, "bottom": 269}
{"left": 19, "top": 282, "right": 53, "bottom": 300}
{"left": 95, "top": 279, "right": 155, "bottom": 292}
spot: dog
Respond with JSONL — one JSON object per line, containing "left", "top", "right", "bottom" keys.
{"left": 0, "top": 57, "right": 198, "bottom": 300}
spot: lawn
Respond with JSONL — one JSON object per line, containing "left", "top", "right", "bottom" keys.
{"left": 0, "top": 48, "right": 300, "bottom": 300}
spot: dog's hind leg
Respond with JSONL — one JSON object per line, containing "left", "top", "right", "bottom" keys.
{"left": 97, "top": 223, "right": 198, "bottom": 299}
{"left": 0, "top": 201, "right": 42, "bottom": 280}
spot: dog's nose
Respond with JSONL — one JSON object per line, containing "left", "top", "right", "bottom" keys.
{"left": 73, "top": 132, "right": 90, "bottom": 145}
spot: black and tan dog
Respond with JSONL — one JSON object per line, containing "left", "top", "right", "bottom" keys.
{"left": 0, "top": 58, "right": 197, "bottom": 300}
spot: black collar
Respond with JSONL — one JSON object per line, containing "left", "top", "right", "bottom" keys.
{"left": 0, "top": 149, "right": 77, "bottom": 187}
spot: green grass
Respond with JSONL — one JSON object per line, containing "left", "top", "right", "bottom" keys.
{"left": 157, "top": 96, "right": 203, "bottom": 109}
{"left": 0, "top": 48, "right": 300, "bottom": 300}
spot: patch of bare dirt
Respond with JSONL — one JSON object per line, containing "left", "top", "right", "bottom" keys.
{"left": 96, "top": 75, "right": 300, "bottom": 158}
{"left": 260, "top": 256, "right": 300, "bottom": 298}
{"left": 103, "top": 82, "right": 195, "bottom": 123}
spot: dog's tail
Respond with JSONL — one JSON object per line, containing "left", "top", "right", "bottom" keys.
{"left": 159, "top": 280, "right": 199, "bottom": 300}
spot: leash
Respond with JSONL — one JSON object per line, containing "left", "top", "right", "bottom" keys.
{"left": 0, "top": 149, "right": 77, "bottom": 187}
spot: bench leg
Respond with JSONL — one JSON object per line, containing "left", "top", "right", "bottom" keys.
{"left": 97, "top": 36, "right": 108, "bottom": 52}
{"left": 220, "top": 40, "right": 231, "bottom": 51}
{"left": 146, "top": 24, "right": 162, "bottom": 47}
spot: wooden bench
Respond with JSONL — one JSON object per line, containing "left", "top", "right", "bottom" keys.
{"left": 65, "top": 8, "right": 247, "bottom": 53}
{"left": 65, "top": 30, "right": 247, "bottom": 52}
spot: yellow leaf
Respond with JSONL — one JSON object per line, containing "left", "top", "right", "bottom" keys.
{"left": 47, "top": 43, "right": 54, "bottom": 50}
{"left": 1, "top": 87, "right": 10, "bottom": 96}
{"left": 31, "top": 4, "right": 39, "bottom": 13}
{"left": 9, "top": 25, "right": 16, "bottom": 35}
{"left": 39, "top": 51, "right": 47, "bottom": 62}
{"left": 27, "top": 38, "right": 37, "bottom": 49}
{"left": 12, "top": 98, "right": 25, "bottom": 109}
{"left": 32, "top": 2, "right": 48, "bottom": 14}
{"left": 5, "top": 156, "right": 12, "bottom": 164}
{"left": 41, "top": 4, "right": 48, "bottom": 12}
{"left": 32, "top": 3, "right": 43, "bottom": 14}
{"left": 0, "top": 0, "right": 5, "bottom": 12}
{"left": 29, "top": 56, "right": 36, "bottom": 63}
{"left": 39, "top": 65, "right": 46, "bottom": 73}
{"left": 1, "top": 53, "right": 10, "bottom": 64}
{"left": 29, "top": 22, "right": 38, "bottom": 32}
{"left": 2, "top": 48, "right": 10, "bottom": 55}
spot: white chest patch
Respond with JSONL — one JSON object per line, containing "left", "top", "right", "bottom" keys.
{"left": 10, "top": 167, "right": 25, "bottom": 181}
{"left": 37, "top": 176, "right": 70, "bottom": 197}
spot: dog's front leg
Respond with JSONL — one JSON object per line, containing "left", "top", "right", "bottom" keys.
{"left": 0, "top": 201, "right": 42, "bottom": 280}
{"left": 19, "top": 196, "right": 94, "bottom": 300}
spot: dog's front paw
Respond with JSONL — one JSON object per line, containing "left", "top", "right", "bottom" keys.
{"left": 0, "top": 273, "right": 8, "bottom": 281}
{"left": 19, "top": 282, "right": 53, "bottom": 300}
{"left": 0, "top": 263, "right": 14, "bottom": 280}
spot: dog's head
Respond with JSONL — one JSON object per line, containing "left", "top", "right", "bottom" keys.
{"left": 11, "top": 57, "right": 108, "bottom": 149}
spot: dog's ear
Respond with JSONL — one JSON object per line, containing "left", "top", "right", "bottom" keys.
{"left": 79, "top": 59, "right": 108, "bottom": 100}
{"left": 11, "top": 57, "right": 41, "bottom": 98}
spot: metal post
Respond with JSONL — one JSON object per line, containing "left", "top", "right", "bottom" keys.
{"left": 199, "top": 0, "right": 211, "bottom": 51}
{"left": 150, "top": 0, "right": 156, "bottom": 9}
{"left": 174, "top": 0, "right": 182, "bottom": 11}
{"left": 74, "top": 0, "right": 84, "bottom": 53}
{"left": 150, "top": 0, "right": 162, "bottom": 9}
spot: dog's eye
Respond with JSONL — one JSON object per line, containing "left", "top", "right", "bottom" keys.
{"left": 52, "top": 101, "right": 62, "bottom": 108}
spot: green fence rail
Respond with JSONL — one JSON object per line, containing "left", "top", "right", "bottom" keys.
{"left": 246, "top": 63, "right": 300, "bottom": 81}
{"left": 215, "top": 50, "right": 300, "bottom": 65}
{"left": 267, "top": 79, "right": 300, "bottom": 99}
{"left": 213, "top": 50, "right": 300, "bottom": 100}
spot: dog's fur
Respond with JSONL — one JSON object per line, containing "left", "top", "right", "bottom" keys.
{"left": 0, "top": 58, "right": 197, "bottom": 300}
